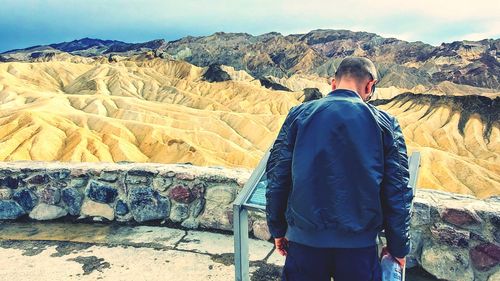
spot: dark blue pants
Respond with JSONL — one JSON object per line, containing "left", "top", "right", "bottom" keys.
{"left": 282, "top": 241, "right": 382, "bottom": 281}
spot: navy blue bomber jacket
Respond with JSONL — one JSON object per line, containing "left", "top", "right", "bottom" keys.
{"left": 265, "top": 89, "right": 414, "bottom": 258}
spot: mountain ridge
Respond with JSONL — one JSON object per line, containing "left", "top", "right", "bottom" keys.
{"left": 2, "top": 29, "right": 498, "bottom": 92}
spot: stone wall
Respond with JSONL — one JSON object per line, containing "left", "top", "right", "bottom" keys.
{"left": 0, "top": 161, "right": 251, "bottom": 230}
{"left": 0, "top": 161, "right": 499, "bottom": 281}
{"left": 408, "top": 190, "right": 499, "bottom": 281}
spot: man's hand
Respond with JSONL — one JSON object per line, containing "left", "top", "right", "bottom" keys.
{"left": 394, "top": 256, "right": 406, "bottom": 268}
{"left": 381, "top": 246, "right": 406, "bottom": 268}
{"left": 274, "top": 237, "right": 289, "bottom": 256}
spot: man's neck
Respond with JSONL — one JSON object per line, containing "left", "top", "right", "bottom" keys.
{"left": 333, "top": 87, "right": 362, "bottom": 99}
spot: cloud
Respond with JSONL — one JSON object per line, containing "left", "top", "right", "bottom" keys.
{"left": 0, "top": 0, "right": 498, "bottom": 52}
{"left": 457, "top": 20, "right": 500, "bottom": 41}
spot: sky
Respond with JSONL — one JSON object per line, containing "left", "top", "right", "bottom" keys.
{"left": 1, "top": 0, "right": 499, "bottom": 52}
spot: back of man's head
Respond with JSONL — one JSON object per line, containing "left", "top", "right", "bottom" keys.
{"left": 335, "top": 57, "right": 378, "bottom": 83}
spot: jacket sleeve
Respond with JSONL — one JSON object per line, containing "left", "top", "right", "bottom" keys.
{"left": 265, "top": 108, "right": 296, "bottom": 238}
{"left": 381, "top": 117, "right": 413, "bottom": 258}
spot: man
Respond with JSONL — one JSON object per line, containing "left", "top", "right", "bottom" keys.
{"left": 265, "top": 57, "right": 413, "bottom": 281}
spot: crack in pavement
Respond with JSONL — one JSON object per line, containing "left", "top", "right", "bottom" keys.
{"left": 172, "top": 230, "right": 189, "bottom": 249}
{"left": 263, "top": 245, "right": 276, "bottom": 262}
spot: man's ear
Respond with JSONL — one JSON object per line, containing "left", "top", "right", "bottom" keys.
{"left": 367, "top": 80, "right": 376, "bottom": 94}
{"left": 331, "top": 79, "right": 337, "bottom": 90}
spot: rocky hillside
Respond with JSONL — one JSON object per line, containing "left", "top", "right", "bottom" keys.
{"left": 2, "top": 30, "right": 499, "bottom": 96}
{"left": 373, "top": 94, "right": 499, "bottom": 198}
{"left": 0, "top": 58, "right": 298, "bottom": 168}
{"left": 0, "top": 55, "right": 498, "bottom": 197}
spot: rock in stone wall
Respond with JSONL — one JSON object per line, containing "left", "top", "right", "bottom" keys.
{"left": 0, "top": 161, "right": 499, "bottom": 280}
{"left": 413, "top": 190, "right": 500, "bottom": 281}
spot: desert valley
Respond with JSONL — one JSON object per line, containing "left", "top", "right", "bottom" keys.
{"left": 0, "top": 30, "right": 498, "bottom": 198}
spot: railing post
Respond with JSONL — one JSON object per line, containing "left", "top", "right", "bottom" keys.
{"left": 233, "top": 204, "right": 249, "bottom": 281}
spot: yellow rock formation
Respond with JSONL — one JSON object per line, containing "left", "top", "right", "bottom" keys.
{"left": 377, "top": 100, "right": 499, "bottom": 198}
{"left": 0, "top": 58, "right": 498, "bottom": 198}
{"left": 0, "top": 59, "right": 298, "bottom": 168}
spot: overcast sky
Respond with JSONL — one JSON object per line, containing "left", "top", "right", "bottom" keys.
{"left": 1, "top": 0, "right": 499, "bottom": 52}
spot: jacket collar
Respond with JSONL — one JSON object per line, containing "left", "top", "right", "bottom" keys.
{"left": 327, "top": 89, "right": 362, "bottom": 100}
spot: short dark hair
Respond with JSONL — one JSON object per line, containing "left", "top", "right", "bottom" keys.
{"left": 335, "top": 57, "right": 378, "bottom": 82}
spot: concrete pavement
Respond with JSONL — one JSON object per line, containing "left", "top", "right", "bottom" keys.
{"left": 0, "top": 222, "right": 282, "bottom": 281}
{"left": 0, "top": 222, "right": 435, "bottom": 281}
